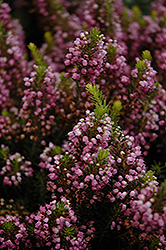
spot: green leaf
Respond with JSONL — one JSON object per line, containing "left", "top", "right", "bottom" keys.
{"left": 2, "top": 221, "right": 16, "bottom": 232}
{"left": 135, "top": 60, "right": 146, "bottom": 71}
{"left": 151, "top": 161, "right": 165, "bottom": 179}
{"left": 52, "top": 146, "right": 62, "bottom": 155}
{"left": 112, "top": 100, "right": 122, "bottom": 116}
{"left": 162, "top": 11, "right": 166, "bottom": 23}
{"left": 140, "top": 170, "right": 156, "bottom": 187}
{"left": 89, "top": 27, "right": 101, "bottom": 42}
{"left": 107, "top": 43, "right": 118, "bottom": 62}
{"left": 86, "top": 83, "right": 110, "bottom": 119}
{"left": 28, "top": 42, "right": 47, "bottom": 69}
{"left": 1, "top": 110, "right": 11, "bottom": 117}
{"left": 151, "top": 10, "right": 158, "bottom": 21}
{"left": 94, "top": 148, "right": 109, "bottom": 165}
{"left": 62, "top": 225, "right": 76, "bottom": 238}
{"left": 44, "top": 31, "right": 54, "bottom": 53}
{"left": 142, "top": 50, "right": 152, "bottom": 61}
{"left": 0, "top": 21, "right": 6, "bottom": 43}
{"left": 86, "top": 83, "right": 103, "bottom": 106}
{"left": 0, "top": 146, "right": 10, "bottom": 162}
{"left": 132, "top": 6, "right": 142, "bottom": 20}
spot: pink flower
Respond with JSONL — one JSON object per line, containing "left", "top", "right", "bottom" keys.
{"left": 158, "top": 218, "right": 164, "bottom": 227}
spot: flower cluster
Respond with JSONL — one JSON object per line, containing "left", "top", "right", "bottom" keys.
{"left": 47, "top": 111, "right": 117, "bottom": 206}
{"left": 113, "top": 51, "right": 166, "bottom": 156}
{"left": 20, "top": 65, "right": 58, "bottom": 142}
{"left": 42, "top": 96, "right": 165, "bottom": 249}
{"left": 64, "top": 28, "right": 107, "bottom": 87}
{"left": 39, "top": 142, "right": 57, "bottom": 169}
{"left": 25, "top": 197, "right": 94, "bottom": 249}
{"left": 126, "top": 172, "right": 166, "bottom": 248}
{"left": 0, "top": 2, "right": 28, "bottom": 110}
{"left": 45, "top": 102, "right": 147, "bottom": 220}
{"left": 0, "top": 214, "right": 30, "bottom": 249}
{"left": 32, "top": 0, "right": 81, "bottom": 71}
{"left": 118, "top": 0, "right": 166, "bottom": 83}
{"left": 0, "top": 144, "right": 33, "bottom": 186}
{"left": 75, "top": 0, "right": 123, "bottom": 38}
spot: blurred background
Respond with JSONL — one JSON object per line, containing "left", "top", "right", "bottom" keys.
{"left": 3, "top": 0, "right": 154, "bottom": 48}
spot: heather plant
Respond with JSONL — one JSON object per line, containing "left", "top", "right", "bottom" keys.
{"left": 75, "top": 0, "right": 124, "bottom": 37}
{"left": 64, "top": 27, "right": 128, "bottom": 101}
{"left": 115, "top": 51, "right": 166, "bottom": 154}
{"left": 0, "top": 2, "right": 28, "bottom": 110}
{"left": 21, "top": 42, "right": 95, "bottom": 148}
{"left": 64, "top": 28, "right": 107, "bottom": 87}
{"left": 25, "top": 196, "right": 95, "bottom": 249}
{"left": 30, "top": 0, "right": 82, "bottom": 72}
{"left": 20, "top": 47, "right": 57, "bottom": 144}
{"left": 0, "top": 144, "right": 33, "bottom": 186}
{"left": 0, "top": 214, "right": 30, "bottom": 249}
{"left": 64, "top": 28, "right": 166, "bottom": 162}
{"left": 116, "top": 0, "right": 166, "bottom": 87}
{"left": 41, "top": 84, "right": 166, "bottom": 249}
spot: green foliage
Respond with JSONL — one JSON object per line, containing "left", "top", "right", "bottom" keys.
{"left": 53, "top": 201, "right": 68, "bottom": 216}
{"left": 0, "top": 146, "right": 9, "bottom": 162}
{"left": 151, "top": 10, "right": 158, "bottom": 21}
{"left": 141, "top": 50, "right": 152, "bottom": 61}
{"left": 44, "top": 31, "right": 54, "bottom": 52}
{"left": 62, "top": 225, "right": 76, "bottom": 238}
{"left": 132, "top": 5, "right": 142, "bottom": 21}
{"left": 10, "top": 156, "right": 19, "bottom": 174}
{"left": 140, "top": 170, "right": 156, "bottom": 187}
{"left": 88, "top": 148, "right": 109, "bottom": 174}
{"left": 2, "top": 220, "right": 16, "bottom": 232}
{"left": 0, "top": 21, "right": 5, "bottom": 43}
{"left": 152, "top": 179, "right": 166, "bottom": 214}
{"left": 86, "top": 84, "right": 104, "bottom": 106}
{"left": 1, "top": 110, "right": 11, "bottom": 117}
{"left": 160, "top": 180, "right": 166, "bottom": 199}
{"left": 151, "top": 161, "right": 166, "bottom": 180}
{"left": 94, "top": 148, "right": 109, "bottom": 164}
{"left": 148, "top": 236, "right": 160, "bottom": 249}
{"left": 106, "top": 43, "right": 118, "bottom": 63}
{"left": 28, "top": 42, "right": 47, "bottom": 75}
{"left": 48, "top": 0, "right": 66, "bottom": 17}
{"left": 62, "top": 152, "right": 71, "bottom": 166}
{"left": 162, "top": 11, "right": 166, "bottom": 24}
{"left": 82, "top": 28, "right": 104, "bottom": 57}
{"left": 123, "top": 0, "right": 152, "bottom": 15}
{"left": 103, "top": 0, "right": 115, "bottom": 25}
{"left": 86, "top": 83, "right": 110, "bottom": 119}
{"left": 27, "top": 223, "right": 35, "bottom": 236}
{"left": 52, "top": 146, "right": 62, "bottom": 155}
{"left": 110, "top": 100, "right": 123, "bottom": 121}
{"left": 89, "top": 27, "right": 101, "bottom": 43}
{"left": 134, "top": 50, "right": 153, "bottom": 81}
{"left": 135, "top": 60, "right": 147, "bottom": 71}
{"left": 32, "top": 171, "right": 50, "bottom": 209}
{"left": 49, "top": 201, "right": 69, "bottom": 228}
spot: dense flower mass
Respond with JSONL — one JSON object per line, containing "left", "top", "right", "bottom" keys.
{"left": 25, "top": 197, "right": 95, "bottom": 249}
{"left": 46, "top": 110, "right": 146, "bottom": 211}
{"left": 0, "top": 214, "right": 29, "bottom": 249}
{"left": 64, "top": 29, "right": 107, "bottom": 87}
{"left": 0, "top": 2, "right": 28, "bottom": 110}
{"left": 0, "top": 144, "right": 33, "bottom": 186}
{"left": 0, "top": 0, "right": 166, "bottom": 249}
{"left": 20, "top": 65, "right": 58, "bottom": 141}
